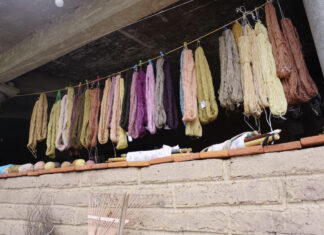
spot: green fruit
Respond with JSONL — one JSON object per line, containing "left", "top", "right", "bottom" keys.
{"left": 45, "top": 162, "right": 56, "bottom": 170}
{"left": 73, "top": 159, "right": 85, "bottom": 166}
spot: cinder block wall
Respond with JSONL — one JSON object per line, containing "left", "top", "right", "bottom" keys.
{"left": 1, "top": 146, "right": 324, "bottom": 234}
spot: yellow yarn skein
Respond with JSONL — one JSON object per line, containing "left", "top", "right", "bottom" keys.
{"left": 255, "top": 21, "right": 287, "bottom": 116}
{"left": 80, "top": 89, "right": 91, "bottom": 148}
{"left": 116, "top": 77, "right": 128, "bottom": 150}
{"left": 195, "top": 46, "right": 218, "bottom": 124}
{"left": 46, "top": 100, "right": 61, "bottom": 159}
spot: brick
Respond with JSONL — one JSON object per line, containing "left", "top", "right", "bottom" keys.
{"left": 127, "top": 161, "right": 150, "bottom": 167}
{"left": 0, "top": 204, "right": 28, "bottom": 220}
{"left": 128, "top": 208, "right": 227, "bottom": 233}
{"left": 230, "top": 207, "right": 324, "bottom": 234}
{"left": 87, "top": 184, "right": 173, "bottom": 208}
{"left": 228, "top": 145, "right": 264, "bottom": 157}
{"left": 38, "top": 172, "right": 80, "bottom": 188}
{"left": 124, "top": 230, "right": 218, "bottom": 235}
{"left": 75, "top": 165, "right": 92, "bottom": 171}
{"left": 54, "top": 225, "right": 87, "bottom": 235}
{"left": 263, "top": 141, "right": 301, "bottom": 153}
{"left": 174, "top": 179, "right": 281, "bottom": 207}
{"left": 231, "top": 146, "right": 324, "bottom": 178}
{"left": 200, "top": 150, "right": 229, "bottom": 159}
{"left": 149, "top": 156, "right": 174, "bottom": 165}
{"left": 0, "top": 189, "right": 41, "bottom": 204}
{"left": 285, "top": 175, "right": 324, "bottom": 202}
{"left": 300, "top": 134, "right": 324, "bottom": 147}
{"left": 107, "top": 161, "right": 128, "bottom": 168}
{"left": 50, "top": 205, "right": 86, "bottom": 225}
{"left": 173, "top": 153, "right": 200, "bottom": 162}
{"left": 0, "top": 176, "right": 37, "bottom": 189}
{"left": 50, "top": 188, "right": 88, "bottom": 207}
{"left": 141, "top": 159, "right": 223, "bottom": 184}
{"left": 80, "top": 168, "right": 138, "bottom": 186}
{"left": 91, "top": 163, "right": 109, "bottom": 170}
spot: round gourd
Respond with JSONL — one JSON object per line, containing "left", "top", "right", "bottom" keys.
{"left": 73, "top": 159, "right": 86, "bottom": 166}
{"left": 45, "top": 162, "right": 56, "bottom": 170}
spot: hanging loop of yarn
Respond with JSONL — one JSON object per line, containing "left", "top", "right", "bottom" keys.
{"left": 89, "top": 88, "right": 101, "bottom": 147}
{"left": 145, "top": 63, "right": 156, "bottom": 134}
{"left": 154, "top": 58, "right": 167, "bottom": 129}
{"left": 46, "top": 99, "right": 61, "bottom": 158}
{"left": 110, "top": 75, "right": 121, "bottom": 143}
{"left": 80, "top": 89, "right": 91, "bottom": 149}
{"left": 136, "top": 67, "right": 148, "bottom": 138}
{"left": 195, "top": 46, "right": 218, "bottom": 124}
{"left": 116, "top": 77, "right": 128, "bottom": 150}
{"left": 27, "top": 93, "right": 48, "bottom": 155}
{"left": 98, "top": 79, "right": 111, "bottom": 145}
{"left": 128, "top": 71, "right": 139, "bottom": 138}
{"left": 182, "top": 48, "right": 197, "bottom": 122}
{"left": 254, "top": 21, "right": 287, "bottom": 116}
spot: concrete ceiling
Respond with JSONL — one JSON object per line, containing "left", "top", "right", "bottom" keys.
{"left": 0, "top": 0, "right": 88, "bottom": 53}
{"left": 1, "top": 0, "right": 323, "bottom": 119}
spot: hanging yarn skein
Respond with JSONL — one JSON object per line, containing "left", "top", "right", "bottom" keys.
{"left": 265, "top": 2, "right": 303, "bottom": 105}
{"left": 80, "top": 88, "right": 91, "bottom": 148}
{"left": 27, "top": 93, "right": 48, "bottom": 153}
{"left": 68, "top": 87, "right": 80, "bottom": 148}
{"left": 238, "top": 25, "right": 262, "bottom": 118}
{"left": 265, "top": 2, "right": 291, "bottom": 79}
{"left": 195, "top": 46, "right": 218, "bottom": 124}
{"left": 116, "top": 77, "right": 128, "bottom": 150}
{"left": 281, "top": 17, "right": 318, "bottom": 102}
{"left": 232, "top": 21, "right": 243, "bottom": 47}
{"left": 128, "top": 70, "right": 139, "bottom": 138}
{"left": 98, "top": 79, "right": 111, "bottom": 144}
{"left": 255, "top": 20, "right": 287, "bottom": 116}
{"left": 163, "top": 58, "right": 179, "bottom": 129}
{"left": 70, "top": 91, "right": 85, "bottom": 150}
{"left": 110, "top": 75, "right": 121, "bottom": 143}
{"left": 136, "top": 66, "right": 148, "bottom": 138}
{"left": 120, "top": 70, "right": 133, "bottom": 131}
{"left": 182, "top": 48, "right": 197, "bottom": 122}
{"left": 65, "top": 87, "right": 74, "bottom": 146}
{"left": 179, "top": 49, "right": 185, "bottom": 117}
{"left": 249, "top": 26, "right": 269, "bottom": 109}
{"left": 154, "top": 58, "right": 167, "bottom": 129}
{"left": 107, "top": 77, "right": 116, "bottom": 129}
{"left": 181, "top": 47, "right": 202, "bottom": 137}
{"left": 46, "top": 99, "right": 61, "bottom": 158}
{"left": 145, "top": 62, "right": 156, "bottom": 134}
{"left": 89, "top": 87, "right": 100, "bottom": 147}
{"left": 56, "top": 95, "right": 69, "bottom": 151}
{"left": 218, "top": 29, "right": 243, "bottom": 111}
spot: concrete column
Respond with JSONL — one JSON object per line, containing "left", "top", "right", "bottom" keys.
{"left": 303, "top": 0, "right": 324, "bottom": 76}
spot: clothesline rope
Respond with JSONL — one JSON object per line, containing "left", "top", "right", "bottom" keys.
{"left": 14, "top": 1, "right": 268, "bottom": 98}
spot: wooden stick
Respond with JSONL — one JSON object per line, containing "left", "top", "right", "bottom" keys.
{"left": 118, "top": 193, "right": 129, "bottom": 235}
{"left": 108, "top": 157, "right": 126, "bottom": 162}
{"left": 245, "top": 134, "right": 280, "bottom": 147}
{"left": 244, "top": 134, "right": 268, "bottom": 143}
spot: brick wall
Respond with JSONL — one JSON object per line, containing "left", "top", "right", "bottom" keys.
{"left": 1, "top": 146, "right": 324, "bottom": 234}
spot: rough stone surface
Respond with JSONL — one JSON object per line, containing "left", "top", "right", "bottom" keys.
{"left": 0, "top": 147, "right": 324, "bottom": 234}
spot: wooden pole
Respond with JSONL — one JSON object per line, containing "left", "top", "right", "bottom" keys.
{"left": 117, "top": 193, "right": 129, "bottom": 235}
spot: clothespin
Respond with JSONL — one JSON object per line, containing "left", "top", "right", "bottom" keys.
{"left": 160, "top": 51, "right": 165, "bottom": 57}
{"left": 223, "top": 26, "right": 228, "bottom": 31}
{"left": 133, "top": 64, "right": 138, "bottom": 71}
{"left": 85, "top": 80, "right": 89, "bottom": 89}
{"left": 78, "top": 82, "right": 82, "bottom": 88}
{"left": 55, "top": 90, "right": 61, "bottom": 103}
{"left": 148, "top": 59, "right": 152, "bottom": 65}
{"left": 138, "top": 60, "right": 143, "bottom": 67}
{"left": 197, "top": 39, "right": 201, "bottom": 47}
{"left": 96, "top": 75, "right": 100, "bottom": 88}
{"left": 184, "top": 41, "right": 188, "bottom": 48}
